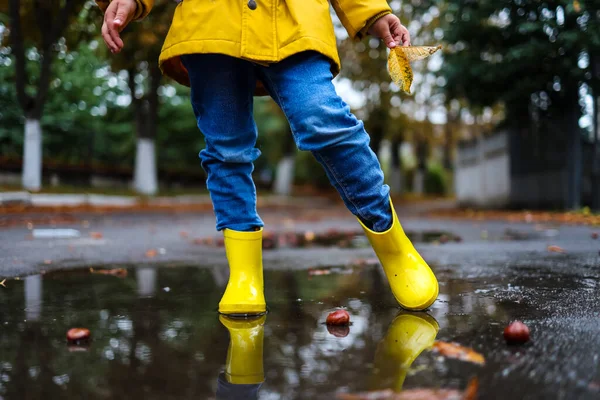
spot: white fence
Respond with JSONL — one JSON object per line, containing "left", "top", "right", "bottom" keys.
{"left": 455, "top": 131, "right": 510, "bottom": 208}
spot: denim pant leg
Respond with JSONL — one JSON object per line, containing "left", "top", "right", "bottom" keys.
{"left": 182, "top": 54, "right": 264, "bottom": 232}
{"left": 258, "top": 52, "right": 392, "bottom": 231}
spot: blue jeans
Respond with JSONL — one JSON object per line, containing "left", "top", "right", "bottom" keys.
{"left": 181, "top": 51, "right": 392, "bottom": 232}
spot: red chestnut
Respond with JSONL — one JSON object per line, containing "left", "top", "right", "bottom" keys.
{"left": 67, "top": 328, "right": 91, "bottom": 343}
{"left": 326, "top": 310, "right": 350, "bottom": 326}
{"left": 504, "top": 321, "right": 530, "bottom": 344}
{"left": 592, "top": 232, "right": 599, "bottom": 240}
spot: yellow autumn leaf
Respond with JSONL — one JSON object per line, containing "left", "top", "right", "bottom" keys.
{"left": 388, "top": 45, "right": 442, "bottom": 94}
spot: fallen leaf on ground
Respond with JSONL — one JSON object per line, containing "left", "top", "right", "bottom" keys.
{"left": 66, "top": 328, "right": 91, "bottom": 342}
{"left": 180, "top": 231, "right": 189, "bottom": 238}
{"left": 337, "top": 378, "right": 478, "bottom": 400}
{"left": 308, "top": 268, "right": 332, "bottom": 276}
{"left": 43, "top": 259, "right": 52, "bottom": 265}
{"left": 90, "top": 232, "right": 103, "bottom": 239}
{"left": 145, "top": 249, "right": 158, "bottom": 258}
{"left": 547, "top": 245, "right": 565, "bottom": 253}
{"left": 351, "top": 258, "right": 379, "bottom": 267}
{"left": 90, "top": 268, "right": 127, "bottom": 278}
{"left": 432, "top": 341, "right": 485, "bottom": 365}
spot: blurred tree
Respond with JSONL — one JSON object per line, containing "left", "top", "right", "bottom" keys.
{"left": 337, "top": 0, "right": 447, "bottom": 194}
{"left": 439, "top": 0, "right": 597, "bottom": 209}
{"left": 0, "top": 0, "right": 98, "bottom": 190}
{"left": 253, "top": 97, "right": 291, "bottom": 193}
{"left": 105, "top": 0, "right": 174, "bottom": 195}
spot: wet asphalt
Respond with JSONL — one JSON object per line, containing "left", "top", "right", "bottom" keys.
{"left": 0, "top": 204, "right": 599, "bottom": 399}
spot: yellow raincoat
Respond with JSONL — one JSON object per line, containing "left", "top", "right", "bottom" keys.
{"left": 97, "top": 0, "right": 391, "bottom": 90}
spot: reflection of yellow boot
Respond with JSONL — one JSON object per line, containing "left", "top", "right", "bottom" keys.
{"left": 219, "top": 315, "right": 266, "bottom": 385}
{"left": 358, "top": 199, "right": 439, "bottom": 310}
{"left": 218, "top": 229, "right": 266, "bottom": 315}
{"left": 372, "top": 313, "right": 439, "bottom": 392}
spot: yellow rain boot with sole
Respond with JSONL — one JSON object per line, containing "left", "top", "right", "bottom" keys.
{"left": 219, "top": 315, "right": 266, "bottom": 385}
{"left": 218, "top": 229, "right": 266, "bottom": 316}
{"left": 358, "top": 199, "right": 439, "bottom": 310}
{"left": 371, "top": 313, "right": 439, "bottom": 391}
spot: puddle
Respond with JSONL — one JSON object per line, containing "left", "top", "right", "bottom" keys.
{"left": 195, "top": 230, "right": 461, "bottom": 250}
{"left": 0, "top": 264, "right": 598, "bottom": 399}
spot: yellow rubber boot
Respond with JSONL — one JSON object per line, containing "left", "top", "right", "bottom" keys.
{"left": 219, "top": 315, "right": 266, "bottom": 385}
{"left": 218, "top": 228, "right": 267, "bottom": 316}
{"left": 358, "top": 199, "right": 439, "bottom": 310}
{"left": 371, "top": 313, "right": 439, "bottom": 391}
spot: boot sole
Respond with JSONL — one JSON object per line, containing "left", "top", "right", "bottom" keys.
{"left": 218, "top": 304, "right": 267, "bottom": 317}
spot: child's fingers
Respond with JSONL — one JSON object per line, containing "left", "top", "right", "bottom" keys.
{"left": 401, "top": 31, "right": 411, "bottom": 47}
{"left": 101, "top": 23, "right": 117, "bottom": 52}
{"left": 391, "top": 23, "right": 410, "bottom": 47}
{"left": 104, "top": 2, "right": 125, "bottom": 52}
{"left": 381, "top": 25, "right": 397, "bottom": 48}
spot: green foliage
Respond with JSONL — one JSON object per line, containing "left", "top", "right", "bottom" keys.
{"left": 424, "top": 163, "right": 447, "bottom": 195}
{"left": 439, "top": 0, "right": 599, "bottom": 117}
{"left": 293, "top": 151, "right": 330, "bottom": 188}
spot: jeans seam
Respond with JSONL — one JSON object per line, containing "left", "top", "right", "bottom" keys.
{"left": 261, "top": 68, "right": 369, "bottom": 222}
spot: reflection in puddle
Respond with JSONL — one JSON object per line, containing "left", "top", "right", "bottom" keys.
{"left": 196, "top": 230, "right": 461, "bottom": 250}
{"left": 0, "top": 263, "right": 579, "bottom": 399}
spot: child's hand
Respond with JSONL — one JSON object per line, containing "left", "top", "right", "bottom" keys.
{"left": 368, "top": 14, "right": 411, "bottom": 49}
{"left": 101, "top": 0, "right": 138, "bottom": 54}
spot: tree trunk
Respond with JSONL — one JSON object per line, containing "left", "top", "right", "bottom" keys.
{"left": 388, "top": 138, "right": 403, "bottom": 194}
{"left": 413, "top": 139, "right": 427, "bottom": 195}
{"left": 273, "top": 130, "right": 296, "bottom": 196}
{"left": 21, "top": 119, "right": 42, "bottom": 191}
{"left": 130, "top": 66, "right": 160, "bottom": 196}
{"left": 274, "top": 156, "right": 295, "bottom": 196}
{"left": 134, "top": 137, "right": 158, "bottom": 195}
{"left": 369, "top": 127, "right": 384, "bottom": 157}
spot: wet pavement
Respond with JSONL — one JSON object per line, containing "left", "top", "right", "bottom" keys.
{"left": 1, "top": 206, "right": 600, "bottom": 399}
{"left": 0, "top": 256, "right": 599, "bottom": 399}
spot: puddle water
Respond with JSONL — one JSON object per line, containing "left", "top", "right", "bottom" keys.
{"left": 0, "top": 265, "right": 598, "bottom": 399}
{"left": 198, "top": 230, "right": 461, "bottom": 250}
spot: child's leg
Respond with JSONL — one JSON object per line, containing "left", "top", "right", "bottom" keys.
{"left": 257, "top": 52, "right": 392, "bottom": 232}
{"left": 257, "top": 51, "right": 438, "bottom": 311}
{"left": 182, "top": 54, "right": 263, "bottom": 232}
{"left": 183, "top": 54, "right": 266, "bottom": 315}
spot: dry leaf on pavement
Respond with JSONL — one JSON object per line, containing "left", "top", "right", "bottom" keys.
{"left": 90, "top": 268, "right": 127, "bottom": 278}
{"left": 145, "top": 249, "right": 158, "bottom": 258}
{"left": 547, "top": 245, "right": 565, "bottom": 253}
{"left": 337, "top": 378, "right": 478, "bottom": 400}
{"left": 432, "top": 341, "right": 485, "bottom": 365}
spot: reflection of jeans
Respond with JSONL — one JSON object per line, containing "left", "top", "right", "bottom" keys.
{"left": 182, "top": 51, "right": 392, "bottom": 232}
{"left": 216, "top": 373, "right": 262, "bottom": 400}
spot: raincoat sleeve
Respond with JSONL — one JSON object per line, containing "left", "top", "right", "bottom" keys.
{"left": 95, "top": 0, "right": 154, "bottom": 20}
{"left": 331, "top": 0, "right": 392, "bottom": 40}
